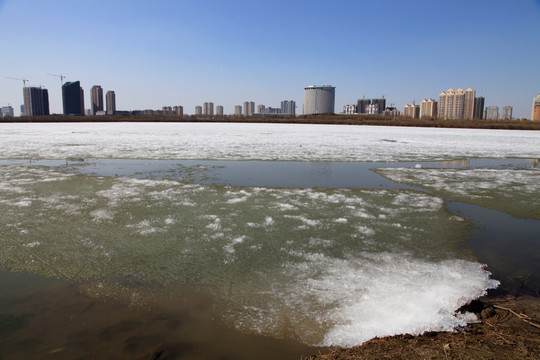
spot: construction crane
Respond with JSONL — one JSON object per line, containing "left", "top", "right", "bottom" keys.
{"left": 5, "top": 77, "right": 29, "bottom": 87}
{"left": 48, "top": 73, "right": 66, "bottom": 85}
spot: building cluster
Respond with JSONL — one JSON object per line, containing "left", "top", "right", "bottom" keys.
{"left": 342, "top": 97, "right": 399, "bottom": 117}
{"left": 191, "top": 100, "right": 296, "bottom": 117}
{"left": 401, "top": 88, "right": 513, "bottom": 121}
{"left": 339, "top": 87, "right": 538, "bottom": 121}
{"left": 12, "top": 81, "right": 117, "bottom": 117}
{"left": 89, "top": 85, "right": 116, "bottom": 115}
{"left": 133, "top": 106, "right": 184, "bottom": 116}
{"left": 0, "top": 105, "right": 15, "bottom": 117}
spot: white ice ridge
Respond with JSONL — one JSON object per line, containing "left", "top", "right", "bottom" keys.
{"left": 293, "top": 253, "right": 499, "bottom": 347}
{"left": 1, "top": 122, "right": 539, "bottom": 162}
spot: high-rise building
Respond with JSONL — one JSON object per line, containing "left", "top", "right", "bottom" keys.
{"left": 216, "top": 105, "right": 223, "bottom": 116}
{"left": 463, "top": 88, "right": 476, "bottom": 120}
{"left": 234, "top": 105, "right": 242, "bottom": 116}
{"left": 106, "top": 91, "right": 116, "bottom": 115}
{"left": 1, "top": 106, "right": 14, "bottom": 117}
{"left": 474, "top": 96, "right": 485, "bottom": 119}
{"left": 260, "top": 107, "right": 281, "bottom": 115}
{"left": 532, "top": 93, "right": 540, "bottom": 121}
{"left": 501, "top": 106, "right": 513, "bottom": 120}
{"left": 20, "top": 105, "right": 24, "bottom": 116}
{"left": 438, "top": 88, "right": 476, "bottom": 120}
{"left": 23, "top": 87, "right": 49, "bottom": 116}
{"left": 203, "top": 102, "right": 214, "bottom": 116}
{"left": 343, "top": 105, "right": 357, "bottom": 114}
{"left": 257, "top": 105, "right": 265, "bottom": 114}
{"left": 403, "top": 104, "right": 420, "bottom": 119}
{"left": 355, "top": 98, "right": 386, "bottom": 115}
{"left": 174, "top": 106, "right": 183, "bottom": 116}
{"left": 357, "top": 98, "right": 371, "bottom": 114}
{"left": 303, "top": 85, "right": 335, "bottom": 115}
{"left": 195, "top": 106, "right": 202, "bottom": 115}
{"left": 533, "top": 105, "right": 540, "bottom": 121}
{"left": 366, "top": 103, "right": 379, "bottom": 115}
{"left": 420, "top": 99, "right": 437, "bottom": 119}
{"left": 371, "top": 98, "right": 386, "bottom": 115}
{"left": 383, "top": 107, "right": 400, "bottom": 118}
{"left": 485, "top": 106, "right": 499, "bottom": 120}
{"left": 243, "top": 101, "right": 255, "bottom": 116}
{"left": 62, "top": 81, "right": 84, "bottom": 115}
{"left": 91, "top": 85, "right": 104, "bottom": 115}
{"left": 281, "top": 100, "right": 296, "bottom": 115}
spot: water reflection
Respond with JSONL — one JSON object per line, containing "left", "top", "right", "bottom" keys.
{"left": 1, "top": 157, "right": 538, "bottom": 190}
{"left": 441, "top": 159, "right": 471, "bottom": 168}
{"left": 448, "top": 201, "right": 540, "bottom": 296}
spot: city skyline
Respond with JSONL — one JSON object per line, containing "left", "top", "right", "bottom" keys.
{"left": 1, "top": 1, "right": 539, "bottom": 118}
{"left": 1, "top": 82, "right": 530, "bottom": 121}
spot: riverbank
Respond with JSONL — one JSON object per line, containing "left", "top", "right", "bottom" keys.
{"left": 2, "top": 114, "right": 540, "bottom": 130}
{"left": 306, "top": 295, "right": 540, "bottom": 360}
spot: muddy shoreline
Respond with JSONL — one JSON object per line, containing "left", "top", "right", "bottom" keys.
{"left": 306, "top": 295, "right": 540, "bottom": 360}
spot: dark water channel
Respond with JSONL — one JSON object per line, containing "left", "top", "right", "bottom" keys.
{"left": 447, "top": 201, "right": 540, "bottom": 296}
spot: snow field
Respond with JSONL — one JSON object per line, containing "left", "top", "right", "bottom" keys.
{"left": 1, "top": 122, "right": 539, "bottom": 161}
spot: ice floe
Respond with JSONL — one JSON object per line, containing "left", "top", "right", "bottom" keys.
{"left": 378, "top": 168, "right": 540, "bottom": 220}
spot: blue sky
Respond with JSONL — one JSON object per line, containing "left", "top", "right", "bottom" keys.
{"left": 1, "top": 0, "right": 539, "bottom": 118}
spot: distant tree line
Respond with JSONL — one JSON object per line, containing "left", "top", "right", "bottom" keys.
{"left": 2, "top": 114, "right": 539, "bottom": 131}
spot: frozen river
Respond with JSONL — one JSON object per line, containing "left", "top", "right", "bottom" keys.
{"left": 0, "top": 122, "right": 539, "bottom": 350}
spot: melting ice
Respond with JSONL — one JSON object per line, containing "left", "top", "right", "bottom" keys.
{"left": 0, "top": 164, "right": 499, "bottom": 346}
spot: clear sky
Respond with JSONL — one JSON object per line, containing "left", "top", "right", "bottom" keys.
{"left": 1, "top": 0, "right": 539, "bottom": 118}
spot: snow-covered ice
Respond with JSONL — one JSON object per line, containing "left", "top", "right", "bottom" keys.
{"left": 1, "top": 122, "right": 539, "bottom": 161}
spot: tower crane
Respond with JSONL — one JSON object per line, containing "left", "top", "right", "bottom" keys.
{"left": 48, "top": 73, "right": 66, "bottom": 85}
{"left": 5, "top": 77, "right": 29, "bottom": 87}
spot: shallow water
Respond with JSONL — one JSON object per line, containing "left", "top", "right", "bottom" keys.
{"left": 0, "top": 270, "right": 317, "bottom": 360}
{"left": 4, "top": 157, "right": 536, "bottom": 349}
{"left": 1, "top": 157, "right": 537, "bottom": 188}
{"left": 447, "top": 201, "right": 540, "bottom": 295}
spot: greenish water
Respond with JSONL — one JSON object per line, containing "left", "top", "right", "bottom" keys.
{"left": 1, "top": 158, "right": 536, "bottom": 352}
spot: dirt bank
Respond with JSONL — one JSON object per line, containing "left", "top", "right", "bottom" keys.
{"left": 4, "top": 114, "right": 540, "bottom": 131}
{"left": 306, "top": 296, "right": 540, "bottom": 360}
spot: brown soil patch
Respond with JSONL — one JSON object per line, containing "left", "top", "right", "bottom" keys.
{"left": 306, "top": 296, "right": 540, "bottom": 360}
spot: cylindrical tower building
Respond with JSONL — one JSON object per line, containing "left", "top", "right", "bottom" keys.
{"left": 303, "top": 85, "right": 335, "bottom": 115}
